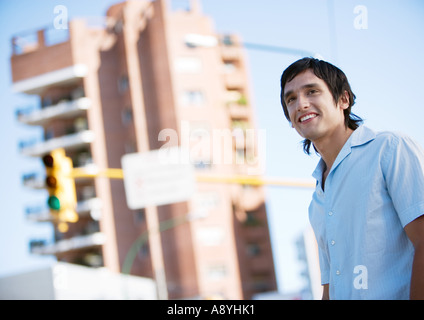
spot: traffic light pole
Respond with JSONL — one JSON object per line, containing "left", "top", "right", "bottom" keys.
{"left": 71, "top": 168, "right": 124, "bottom": 179}
{"left": 71, "top": 167, "right": 315, "bottom": 188}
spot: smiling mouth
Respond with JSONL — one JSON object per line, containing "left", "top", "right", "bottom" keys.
{"left": 299, "top": 113, "right": 318, "bottom": 123}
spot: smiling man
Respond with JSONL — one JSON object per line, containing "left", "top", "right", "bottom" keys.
{"left": 280, "top": 57, "right": 424, "bottom": 300}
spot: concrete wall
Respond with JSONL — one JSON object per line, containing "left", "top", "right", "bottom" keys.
{"left": 0, "top": 262, "right": 156, "bottom": 300}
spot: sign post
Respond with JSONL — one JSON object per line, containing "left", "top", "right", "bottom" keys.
{"left": 121, "top": 147, "right": 195, "bottom": 300}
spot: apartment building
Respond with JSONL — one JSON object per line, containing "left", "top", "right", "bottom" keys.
{"left": 11, "top": 0, "right": 277, "bottom": 299}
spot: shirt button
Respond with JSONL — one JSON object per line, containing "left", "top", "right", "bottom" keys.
{"left": 336, "top": 270, "right": 341, "bottom": 275}
{"left": 331, "top": 240, "right": 336, "bottom": 246}
{"left": 328, "top": 211, "right": 334, "bottom": 216}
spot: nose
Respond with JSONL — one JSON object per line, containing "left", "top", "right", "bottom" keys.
{"left": 296, "top": 94, "right": 310, "bottom": 111}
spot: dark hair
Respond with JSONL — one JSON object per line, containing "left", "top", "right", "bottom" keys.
{"left": 280, "top": 57, "right": 363, "bottom": 154}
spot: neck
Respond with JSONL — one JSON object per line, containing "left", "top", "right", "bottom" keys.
{"left": 314, "top": 125, "right": 354, "bottom": 172}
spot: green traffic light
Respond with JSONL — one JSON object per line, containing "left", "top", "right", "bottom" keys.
{"left": 47, "top": 195, "right": 61, "bottom": 211}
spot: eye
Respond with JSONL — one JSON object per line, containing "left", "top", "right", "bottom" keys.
{"left": 286, "top": 96, "right": 295, "bottom": 105}
{"left": 307, "top": 89, "right": 318, "bottom": 95}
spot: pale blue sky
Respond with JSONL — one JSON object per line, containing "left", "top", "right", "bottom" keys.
{"left": 0, "top": 0, "right": 423, "bottom": 295}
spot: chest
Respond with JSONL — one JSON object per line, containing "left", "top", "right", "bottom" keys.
{"left": 309, "top": 149, "right": 393, "bottom": 249}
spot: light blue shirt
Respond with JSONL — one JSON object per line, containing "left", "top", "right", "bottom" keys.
{"left": 309, "top": 125, "right": 424, "bottom": 299}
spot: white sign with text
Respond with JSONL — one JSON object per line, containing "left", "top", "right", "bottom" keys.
{"left": 121, "top": 147, "right": 195, "bottom": 210}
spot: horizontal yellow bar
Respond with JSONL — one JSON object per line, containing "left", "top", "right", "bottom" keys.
{"left": 71, "top": 168, "right": 124, "bottom": 179}
{"left": 71, "top": 168, "right": 314, "bottom": 188}
{"left": 196, "top": 175, "right": 315, "bottom": 188}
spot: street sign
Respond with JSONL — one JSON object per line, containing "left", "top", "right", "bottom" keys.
{"left": 121, "top": 147, "right": 195, "bottom": 210}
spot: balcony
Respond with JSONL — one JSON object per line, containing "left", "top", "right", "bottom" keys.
{"left": 17, "top": 97, "right": 91, "bottom": 126}
{"left": 223, "top": 72, "right": 245, "bottom": 90}
{"left": 227, "top": 103, "right": 250, "bottom": 120}
{"left": 26, "top": 208, "right": 51, "bottom": 223}
{"left": 22, "top": 172, "right": 45, "bottom": 189}
{"left": 10, "top": 24, "right": 89, "bottom": 95}
{"left": 12, "top": 64, "right": 87, "bottom": 95}
{"left": 30, "top": 232, "right": 106, "bottom": 255}
{"left": 219, "top": 35, "right": 243, "bottom": 61}
{"left": 20, "top": 130, "right": 95, "bottom": 157}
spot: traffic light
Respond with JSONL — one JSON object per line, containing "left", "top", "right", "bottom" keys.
{"left": 42, "top": 148, "right": 78, "bottom": 233}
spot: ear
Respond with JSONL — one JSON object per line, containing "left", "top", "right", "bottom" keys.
{"left": 338, "top": 90, "right": 350, "bottom": 110}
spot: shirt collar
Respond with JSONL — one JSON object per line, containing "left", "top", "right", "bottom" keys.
{"left": 350, "top": 125, "right": 376, "bottom": 148}
{"left": 312, "top": 125, "right": 376, "bottom": 180}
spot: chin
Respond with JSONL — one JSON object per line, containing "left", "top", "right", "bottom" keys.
{"left": 296, "top": 129, "right": 316, "bottom": 141}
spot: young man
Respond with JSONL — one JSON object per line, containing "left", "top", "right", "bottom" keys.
{"left": 280, "top": 57, "right": 424, "bottom": 300}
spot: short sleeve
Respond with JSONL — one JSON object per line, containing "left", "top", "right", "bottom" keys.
{"left": 382, "top": 134, "right": 424, "bottom": 228}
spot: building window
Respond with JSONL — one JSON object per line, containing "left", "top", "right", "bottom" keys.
{"left": 118, "top": 75, "right": 129, "bottom": 93}
{"left": 221, "top": 35, "right": 235, "bottom": 46}
{"left": 121, "top": 107, "right": 133, "bottom": 126}
{"left": 44, "top": 128, "right": 54, "bottom": 140}
{"left": 196, "top": 227, "right": 224, "bottom": 247}
{"left": 42, "top": 96, "right": 53, "bottom": 108}
{"left": 226, "top": 90, "right": 248, "bottom": 106}
{"left": 251, "top": 273, "right": 271, "bottom": 292}
{"left": 74, "top": 117, "right": 88, "bottom": 132}
{"left": 71, "top": 86, "right": 85, "bottom": 100}
{"left": 243, "top": 210, "right": 263, "bottom": 227}
{"left": 246, "top": 243, "right": 262, "bottom": 256}
{"left": 207, "top": 265, "right": 227, "bottom": 280}
{"left": 113, "top": 20, "right": 123, "bottom": 34}
{"left": 133, "top": 209, "right": 146, "bottom": 225}
{"left": 74, "top": 148, "right": 93, "bottom": 167}
{"left": 175, "top": 57, "right": 202, "bottom": 74}
{"left": 137, "top": 242, "right": 150, "bottom": 259}
{"left": 179, "top": 90, "right": 205, "bottom": 107}
{"left": 231, "top": 119, "right": 249, "bottom": 131}
{"left": 223, "top": 61, "right": 238, "bottom": 73}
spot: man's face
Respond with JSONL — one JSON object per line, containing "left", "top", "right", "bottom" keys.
{"left": 283, "top": 69, "right": 348, "bottom": 144}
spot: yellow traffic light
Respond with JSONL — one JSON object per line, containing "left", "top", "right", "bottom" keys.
{"left": 42, "top": 148, "right": 78, "bottom": 232}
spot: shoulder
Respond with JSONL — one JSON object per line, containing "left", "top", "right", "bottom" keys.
{"left": 351, "top": 126, "right": 403, "bottom": 149}
{"left": 355, "top": 127, "right": 424, "bottom": 171}
{"left": 372, "top": 129, "right": 423, "bottom": 155}
{"left": 377, "top": 130, "right": 423, "bottom": 152}
{"left": 351, "top": 126, "right": 399, "bottom": 156}
{"left": 374, "top": 129, "right": 403, "bottom": 144}
{"left": 372, "top": 129, "right": 424, "bottom": 179}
